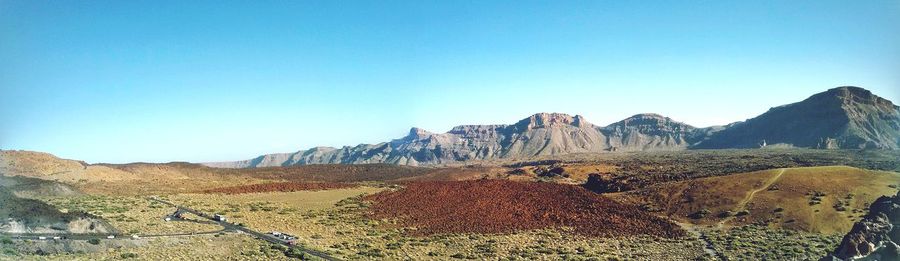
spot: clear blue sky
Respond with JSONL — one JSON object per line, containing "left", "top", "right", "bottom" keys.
{"left": 2, "top": 1, "right": 898, "bottom": 163}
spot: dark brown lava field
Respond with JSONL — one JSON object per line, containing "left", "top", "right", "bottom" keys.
{"left": 365, "top": 179, "right": 685, "bottom": 238}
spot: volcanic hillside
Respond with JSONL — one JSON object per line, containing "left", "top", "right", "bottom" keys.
{"left": 609, "top": 166, "right": 900, "bottom": 234}
{"left": 694, "top": 86, "right": 900, "bottom": 149}
{"left": 0, "top": 150, "right": 458, "bottom": 195}
{"left": 365, "top": 179, "right": 685, "bottom": 238}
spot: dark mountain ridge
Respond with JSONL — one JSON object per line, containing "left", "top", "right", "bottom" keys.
{"left": 693, "top": 86, "right": 900, "bottom": 149}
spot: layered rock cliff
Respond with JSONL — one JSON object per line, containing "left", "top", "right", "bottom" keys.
{"left": 205, "top": 86, "right": 900, "bottom": 168}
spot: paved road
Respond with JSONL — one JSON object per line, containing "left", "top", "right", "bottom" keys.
{"left": 148, "top": 197, "right": 338, "bottom": 261}
{"left": 3, "top": 197, "right": 339, "bottom": 260}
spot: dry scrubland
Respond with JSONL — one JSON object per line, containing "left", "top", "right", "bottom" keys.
{"left": 0, "top": 151, "right": 261, "bottom": 195}
{"left": 0, "top": 150, "right": 506, "bottom": 195}
{"left": 161, "top": 185, "right": 704, "bottom": 260}
{"left": 704, "top": 225, "right": 842, "bottom": 260}
{"left": 204, "top": 182, "right": 359, "bottom": 194}
{"left": 4, "top": 149, "right": 899, "bottom": 196}
{"left": 8, "top": 234, "right": 294, "bottom": 261}
{"left": 507, "top": 149, "right": 900, "bottom": 192}
{"left": 612, "top": 166, "right": 900, "bottom": 234}
{"left": 38, "top": 195, "right": 220, "bottom": 235}
{"left": 4, "top": 149, "right": 900, "bottom": 260}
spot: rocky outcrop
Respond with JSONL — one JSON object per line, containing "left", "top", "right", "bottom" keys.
{"left": 824, "top": 191, "right": 900, "bottom": 261}
{"left": 603, "top": 113, "right": 708, "bottom": 151}
{"left": 205, "top": 112, "right": 709, "bottom": 167}
{"left": 205, "top": 87, "right": 900, "bottom": 168}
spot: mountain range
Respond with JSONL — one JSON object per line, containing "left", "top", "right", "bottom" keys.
{"left": 204, "top": 86, "right": 900, "bottom": 168}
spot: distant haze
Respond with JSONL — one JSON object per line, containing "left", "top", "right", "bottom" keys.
{"left": 1, "top": 1, "right": 898, "bottom": 163}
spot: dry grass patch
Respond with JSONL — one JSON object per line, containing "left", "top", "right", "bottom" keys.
{"left": 18, "top": 234, "right": 293, "bottom": 260}
{"left": 41, "top": 195, "right": 221, "bottom": 235}
{"left": 611, "top": 166, "right": 900, "bottom": 234}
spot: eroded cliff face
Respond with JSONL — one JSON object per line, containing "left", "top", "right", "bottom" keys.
{"left": 824, "top": 191, "right": 900, "bottom": 261}
{"left": 205, "top": 112, "right": 706, "bottom": 167}
{"left": 204, "top": 87, "right": 900, "bottom": 168}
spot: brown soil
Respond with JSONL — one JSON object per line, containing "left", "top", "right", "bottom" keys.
{"left": 365, "top": 179, "right": 685, "bottom": 238}
{"left": 203, "top": 182, "right": 358, "bottom": 194}
{"left": 610, "top": 166, "right": 900, "bottom": 234}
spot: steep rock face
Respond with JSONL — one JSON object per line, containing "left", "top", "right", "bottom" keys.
{"left": 500, "top": 113, "right": 608, "bottom": 157}
{"left": 204, "top": 87, "right": 900, "bottom": 168}
{"left": 602, "top": 113, "right": 708, "bottom": 151}
{"left": 694, "top": 87, "right": 900, "bottom": 149}
{"left": 205, "top": 113, "right": 699, "bottom": 167}
{"left": 824, "top": 191, "right": 900, "bottom": 261}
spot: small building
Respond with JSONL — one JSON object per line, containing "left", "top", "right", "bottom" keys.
{"left": 213, "top": 214, "right": 227, "bottom": 222}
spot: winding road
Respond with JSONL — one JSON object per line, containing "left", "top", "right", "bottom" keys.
{"left": 147, "top": 197, "right": 339, "bottom": 260}
{"left": 2, "top": 198, "right": 338, "bottom": 260}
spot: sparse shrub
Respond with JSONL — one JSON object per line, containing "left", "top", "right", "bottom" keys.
{"left": 357, "top": 248, "right": 385, "bottom": 258}
{"left": 639, "top": 203, "right": 661, "bottom": 212}
{"left": 735, "top": 210, "right": 750, "bottom": 216}
{"left": 0, "top": 238, "right": 12, "bottom": 245}
{"left": 450, "top": 253, "right": 465, "bottom": 259}
{"left": 119, "top": 253, "right": 138, "bottom": 259}
{"left": 87, "top": 238, "right": 101, "bottom": 245}
{"left": 386, "top": 242, "right": 402, "bottom": 250}
{"left": 508, "top": 168, "right": 527, "bottom": 175}
{"left": 689, "top": 209, "right": 711, "bottom": 219}
{"left": 284, "top": 247, "right": 306, "bottom": 259}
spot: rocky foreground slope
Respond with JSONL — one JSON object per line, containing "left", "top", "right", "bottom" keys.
{"left": 206, "top": 86, "right": 900, "bottom": 167}
{"left": 824, "top": 191, "right": 900, "bottom": 261}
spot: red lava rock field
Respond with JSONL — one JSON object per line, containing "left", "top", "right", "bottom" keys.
{"left": 365, "top": 179, "right": 685, "bottom": 238}
{"left": 203, "top": 182, "right": 358, "bottom": 194}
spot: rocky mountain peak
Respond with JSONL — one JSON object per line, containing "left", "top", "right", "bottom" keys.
{"left": 607, "top": 113, "right": 695, "bottom": 132}
{"left": 810, "top": 86, "right": 897, "bottom": 109}
{"left": 515, "top": 113, "right": 591, "bottom": 129}
{"left": 203, "top": 86, "right": 898, "bottom": 168}
{"left": 406, "top": 127, "right": 433, "bottom": 140}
